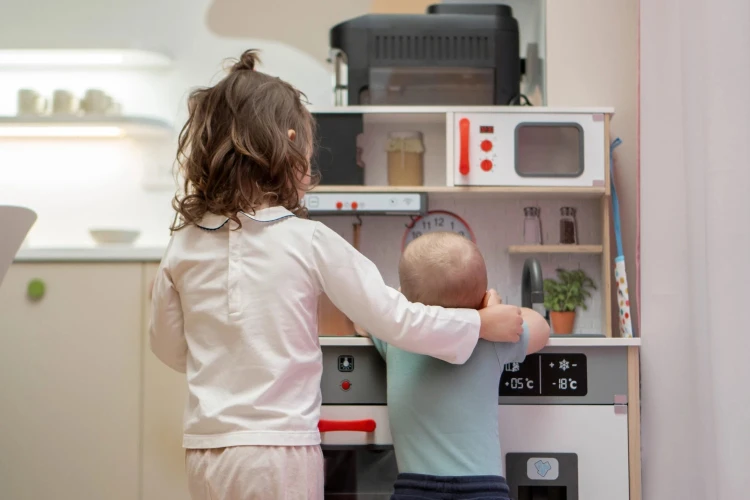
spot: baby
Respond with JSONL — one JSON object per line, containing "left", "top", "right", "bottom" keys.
{"left": 368, "top": 232, "right": 550, "bottom": 500}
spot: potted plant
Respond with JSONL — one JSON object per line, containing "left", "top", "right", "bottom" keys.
{"left": 543, "top": 268, "right": 597, "bottom": 334}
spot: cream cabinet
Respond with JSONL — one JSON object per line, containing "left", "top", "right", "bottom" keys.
{"left": 140, "top": 263, "right": 190, "bottom": 500}
{"left": 0, "top": 263, "right": 142, "bottom": 500}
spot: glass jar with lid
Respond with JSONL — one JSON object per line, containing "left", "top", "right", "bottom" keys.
{"left": 523, "top": 206, "right": 542, "bottom": 245}
{"left": 386, "top": 131, "right": 424, "bottom": 186}
{"left": 559, "top": 206, "right": 578, "bottom": 244}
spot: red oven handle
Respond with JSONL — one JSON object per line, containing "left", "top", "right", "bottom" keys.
{"left": 318, "top": 419, "right": 376, "bottom": 433}
{"left": 458, "top": 117, "right": 471, "bottom": 176}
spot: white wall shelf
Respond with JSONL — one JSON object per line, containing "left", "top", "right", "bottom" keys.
{"left": 0, "top": 115, "right": 173, "bottom": 138}
{"left": 0, "top": 49, "right": 173, "bottom": 69}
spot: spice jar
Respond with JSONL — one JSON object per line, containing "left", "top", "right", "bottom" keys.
{"left": 559, "top": 206, "right": 578, "bottom": 244}
{"left": 386, "top": 131, "right": 424, "bottom": 186}
{"left": 523, "top": 207, "right": 542, "bottom": 245}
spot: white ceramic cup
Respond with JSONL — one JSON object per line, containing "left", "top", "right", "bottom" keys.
{"left": 17, "top": 89, "right": 47, "bottom": 116}
{"left": 81, "top": 89, "right": 109, "bottom": 115}
{"left": 52, "top": 89, "right": 79, "bottom": 115}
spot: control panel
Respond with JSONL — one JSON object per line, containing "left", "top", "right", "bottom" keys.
{"left": 321, "top": 345, "right": 387, "bottom": 405}
{"left": 320, "top": 345, "right": 628, "bottom": 406}
{"left": 304, "top": 192, "right": 427, "bottom": 216}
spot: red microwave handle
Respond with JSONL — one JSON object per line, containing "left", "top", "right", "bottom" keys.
{"left": 458, "top": 118, "right": 470, "bottom": 176}
{"left": 318, "top": 419, "right": 376, "bottom": 433}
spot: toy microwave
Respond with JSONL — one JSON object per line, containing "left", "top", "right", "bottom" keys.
{"left": 452, "top": 111, "right": 609, "bottom": 187}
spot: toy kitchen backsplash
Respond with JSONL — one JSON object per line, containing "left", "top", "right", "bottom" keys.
{"left": 316, "top": 196, "right": 603, "bottom": 334}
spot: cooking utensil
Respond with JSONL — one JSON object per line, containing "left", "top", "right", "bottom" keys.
{"left": 610, "top": 138, "right": 634, "bottom": 338}
{"left": 318, "top": 219, "right": 361, "bottom": 336}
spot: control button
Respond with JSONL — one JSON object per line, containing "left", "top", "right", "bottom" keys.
{"left": 481, "top": 159, "right": 493, "bottom": 172}
{"left": 336, "top": 201, "right": 343, "bottom": 210}
{"left": 481, "top": 140, "right": 493, "bottom": 152}
{"left": 341, "top": 380, "right": 351, "bottom": 391}
{"left": 526, "top": 457, "right": 560, "bottom": 480}
{"left": 351, "top": 201, "right": 358, "bottom": 210}
{"left": 338, "top": 355, "right": 354, "bottom": 372}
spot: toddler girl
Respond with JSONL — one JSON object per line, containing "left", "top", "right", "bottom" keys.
{"left": 150, "top": 49, "right": 524, "bottom": 500}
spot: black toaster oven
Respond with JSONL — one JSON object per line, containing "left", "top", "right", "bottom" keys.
{"left": 329, "top": 4, "right": 521, "bottom": 106}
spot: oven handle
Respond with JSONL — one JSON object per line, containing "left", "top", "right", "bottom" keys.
{"left": 318, "top": 419, "right": 376, "bottom": 433}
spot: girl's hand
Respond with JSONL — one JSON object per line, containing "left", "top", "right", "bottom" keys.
{"left": 478, "top": 303, "right": 524, "bottom": 343}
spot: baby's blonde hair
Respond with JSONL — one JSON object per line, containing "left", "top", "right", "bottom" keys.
{"left": 399, "top": 232, "right": 487, "bottom": 309}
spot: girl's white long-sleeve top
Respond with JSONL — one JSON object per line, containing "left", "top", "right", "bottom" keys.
{"left": 150, "top": 206, "right": 480, "bottom": 449}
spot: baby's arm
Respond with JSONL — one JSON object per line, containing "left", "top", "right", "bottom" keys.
{"left": 521, "top": 308, "right": 551, "bottom": 354}
{"left": 149, "top": 255, "right": 188, "bottom": 373}
{"left": 312, "top": 224, "right": 520, "bottom": 365}
{"left": 484, "top": 290, "right": 549, "bottom": 354}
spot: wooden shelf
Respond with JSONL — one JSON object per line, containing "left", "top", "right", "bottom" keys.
{"left": 311, "top": 185, "right": 605, "bottom": 198}
{"left": 508, "top": 244, "right": 604, "bottom": 254}
{"left": 0, "top": 116, "right": 173, "bottom": 138}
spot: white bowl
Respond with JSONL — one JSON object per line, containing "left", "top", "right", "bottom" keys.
{"left": 89, "top": 228, "right": 141, "bottom": 246}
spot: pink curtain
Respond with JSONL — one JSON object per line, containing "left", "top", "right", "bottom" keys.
{"left": 640, "top": 0, "right": 750, "bottom": 498}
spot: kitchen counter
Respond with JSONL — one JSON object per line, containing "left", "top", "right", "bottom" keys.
{"left": 15, "top": 246, "right": 166, "bottom": 262}
{"left": 320, "top": 336, "right": 641, "bottom": 348}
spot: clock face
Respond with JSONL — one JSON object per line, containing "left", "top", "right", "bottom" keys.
{"left": 402, "top": 210, "right": 475, "bottom": 250}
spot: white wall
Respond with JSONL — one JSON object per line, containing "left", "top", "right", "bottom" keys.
{"left": 0, "top": 0, "right": 356, "bottom": 247}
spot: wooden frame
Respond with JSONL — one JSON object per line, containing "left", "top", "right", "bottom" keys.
{"left": 628, "top": 346, "right": 642, "bottom": 500}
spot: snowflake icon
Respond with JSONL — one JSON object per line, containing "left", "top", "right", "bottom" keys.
{"left": 505, "top": 362, "right": 520, "bottom": 373}
{"left": 559, "top": 359, "right": 570, "bottom": 371}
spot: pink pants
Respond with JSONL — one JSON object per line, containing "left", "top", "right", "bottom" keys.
{"left": 185, "top": 445, "right": 324, "bottom": 500}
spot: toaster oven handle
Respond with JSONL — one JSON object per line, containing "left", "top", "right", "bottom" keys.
{"left": 458, "top": 118, "right": 470, "bottom": 176}
{"left": 318, "top": 419, "right": 376, "bottom": 433}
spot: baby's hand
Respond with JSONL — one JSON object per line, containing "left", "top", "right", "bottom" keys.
{"left": 481, "top": 289, "right": 502, "bottom": 308}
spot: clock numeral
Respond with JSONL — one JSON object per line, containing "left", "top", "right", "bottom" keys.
{"left": 421, "top": 220, "right": 431, "bottom": 230}
{"left": 411, "top": 230, "right": 423, "bottom": 239}
{"left": 435, "top": 217, "right": 445, "bottom": 228}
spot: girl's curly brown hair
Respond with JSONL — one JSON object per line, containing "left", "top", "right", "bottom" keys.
{"left": 171, "top": 49, "right": 318, "bottom": 231}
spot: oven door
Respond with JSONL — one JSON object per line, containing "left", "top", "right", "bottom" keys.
{"left": 321, "top": 405, "right": 396, "bottom": 499}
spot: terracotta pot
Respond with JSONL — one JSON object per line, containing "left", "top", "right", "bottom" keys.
{"left": 550, "top": 311, "right": 576, "bottom": 334}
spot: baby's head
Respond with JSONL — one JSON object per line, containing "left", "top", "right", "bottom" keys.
{"left": 172, "top": 49, "right": 317, "bottom": 231}
{"left": 399, "top": 232, "right": 488, "bottom": 309}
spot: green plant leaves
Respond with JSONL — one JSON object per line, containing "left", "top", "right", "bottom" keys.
{"left": 542, "top": 268, "right": 597, "bottom": 312}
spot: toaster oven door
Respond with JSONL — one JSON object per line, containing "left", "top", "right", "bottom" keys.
{"left": 364, "top": 67, "right": 495, "bottom": 105}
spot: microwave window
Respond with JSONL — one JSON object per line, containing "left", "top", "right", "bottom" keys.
{"left": 515, "top": 123, "right": 583, "bottom": 177}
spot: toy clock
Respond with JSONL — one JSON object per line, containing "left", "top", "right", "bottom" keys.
{"left": 402, "top": 210, "right": 476, "bottom": 250}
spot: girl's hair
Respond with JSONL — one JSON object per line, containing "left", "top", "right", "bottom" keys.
{"left": 171, "top": 49, "right": 318, "bottom": 231}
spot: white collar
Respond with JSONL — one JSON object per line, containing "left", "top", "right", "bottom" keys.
{"left": 195, "top": 207, "right": 295, "bottom": 231}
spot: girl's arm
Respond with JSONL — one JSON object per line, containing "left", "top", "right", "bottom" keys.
{"left": 149, "top": 259, "right": 187, "bottom": 373}
{"left": 312, "top": 223, "right": 500, "bottom": 365}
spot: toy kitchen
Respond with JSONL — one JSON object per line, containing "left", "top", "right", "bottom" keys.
{"left": 311, "top": 4, "right": 641, "bottom": 500}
